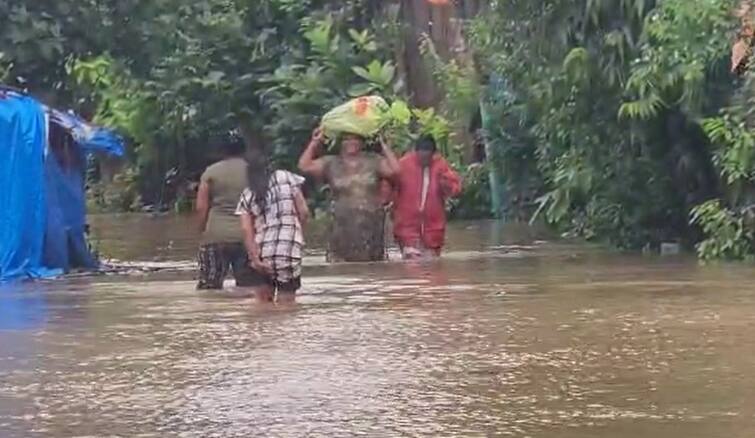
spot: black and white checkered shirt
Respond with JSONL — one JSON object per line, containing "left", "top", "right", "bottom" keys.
{"left": 236, "top": 170, "right": 305, "bottom": 261}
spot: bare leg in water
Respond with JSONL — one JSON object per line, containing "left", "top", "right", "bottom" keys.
{"left": 274, "top": 281, "right": 299, "bottom": 304}
{"left": 276, "top": 292, "right": 296, "bottom": 304}
{"left": 400, "top": 243, "right": 441, "bottom": 260}
{"left": 253, "top": 285, "right": 275, "bottom": 303}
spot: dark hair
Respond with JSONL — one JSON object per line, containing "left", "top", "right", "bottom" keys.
{"left": 415, "top": 135, "right": 437, "bottom": 153}
{"left": 221, "top": 129, "right": 246, "bottom": 157}
{"left": 245, "top": 147, "right": 271, "bottom": 211}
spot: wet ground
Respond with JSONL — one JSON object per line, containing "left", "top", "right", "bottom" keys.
{"left": 1, "top": 214, "right": 755, "bottom": 437}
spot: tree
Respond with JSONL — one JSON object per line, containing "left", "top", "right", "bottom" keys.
{"left": 468, "top": 0, "right": 738, "bottom": 250}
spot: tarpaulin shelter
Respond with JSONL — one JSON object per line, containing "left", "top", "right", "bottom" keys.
{"left": 0, "top": 87, "right": 125, "bottom": 281}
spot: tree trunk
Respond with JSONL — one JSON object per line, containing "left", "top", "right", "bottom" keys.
{"left": 459, "top": 0, "right": 485, "bottom": 19}
{"left": 238, "top": 116, "right": 265, "bottom": 153}
{"left": 400, "top": 0, "right": 439, "bottom": 108}
{"left": 395, "top": 0, "right": 489, "bottom": 164}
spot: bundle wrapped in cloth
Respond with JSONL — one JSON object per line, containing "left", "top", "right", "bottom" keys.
{"left": 320, "top": 96, "right": 389, "bottom": 138}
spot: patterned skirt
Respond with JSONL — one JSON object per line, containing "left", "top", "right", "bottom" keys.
{"left": 327, "top": 205, "right": 385, "bottom": 262}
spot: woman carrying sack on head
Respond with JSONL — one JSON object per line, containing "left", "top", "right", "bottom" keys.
{"left": 299, "top": 128, "right": 399, "bottom": 262}
{"left": 298, "top": 96, "right": 400, "bottom": 262}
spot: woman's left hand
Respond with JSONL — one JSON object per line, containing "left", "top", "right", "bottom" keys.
{"left": 250, "top": 257, "right": 274, "bottom": 275}
{"left": 310, "top": 127, "right": 325, "bottom": 146}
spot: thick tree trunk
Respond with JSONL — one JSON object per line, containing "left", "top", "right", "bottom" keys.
{"left": 398, "top": 0, "right": 485, "bottom": 108}
{"left": 397, "top": 0, "right": 486, "bottom": 163}
{"left": 400, "top": 0, "right": 438, "bottom": 108}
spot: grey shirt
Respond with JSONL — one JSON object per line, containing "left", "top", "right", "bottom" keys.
{"left": 200, "top": 157, "right": 248, "bottom": 244}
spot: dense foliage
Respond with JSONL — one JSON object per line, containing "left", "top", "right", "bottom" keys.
{"left": 4, "top": 0, "right": 755, "bottom": 258}
{"left": 469, "top": 0, "right": 755, "bottom": 257}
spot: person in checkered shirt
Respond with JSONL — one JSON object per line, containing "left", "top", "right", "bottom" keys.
{"left": 236, "top": 148, "right": 310, "bottom": 301}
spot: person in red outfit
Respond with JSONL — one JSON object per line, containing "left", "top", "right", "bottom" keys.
{"left": 392, "top": 136, "right": 462, "bottom": 259}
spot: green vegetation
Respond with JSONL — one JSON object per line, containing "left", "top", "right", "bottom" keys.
{"left": 5, "top": 0, "right": 755, "bottom": 259}
{"left": 470, "top": 0, "right": 755, "bottom": 258}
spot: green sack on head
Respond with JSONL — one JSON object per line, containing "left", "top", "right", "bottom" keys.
{"left": 321, "top": 96, "right": 389, "bottom": 138}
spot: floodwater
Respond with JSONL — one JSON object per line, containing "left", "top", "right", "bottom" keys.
{"left": 2, "top": 215, "right": 755, "bottom": 437}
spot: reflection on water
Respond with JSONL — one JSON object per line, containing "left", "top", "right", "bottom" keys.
{"left": 2, "top": 215, "right": 755, "bottom": 437}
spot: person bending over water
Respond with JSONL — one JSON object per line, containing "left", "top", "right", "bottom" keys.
{"left": 237, "top": 148, "right": 310, "bottom": 302}
{"left": 392, "top": 135, "right": 461, "bottom": 259}
{"left": 298, "top": 128, "right": 400, "bottom": 262}
{"left": 195, "top": 130, "right": 258, "bottom": 290}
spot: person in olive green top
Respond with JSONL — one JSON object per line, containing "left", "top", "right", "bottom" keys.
{"left": 195, "top": 131, "right": 257, "bottom": 289}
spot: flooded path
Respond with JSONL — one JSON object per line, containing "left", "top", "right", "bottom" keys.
{"left": 2, "top": 215, "right": 755, "bottom": 437}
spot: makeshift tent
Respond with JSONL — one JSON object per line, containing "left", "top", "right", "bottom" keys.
{"left": 0, "top": 88, "right": 125, "bottom": 281}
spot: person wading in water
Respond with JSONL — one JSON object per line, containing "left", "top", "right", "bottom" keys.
{"left": 237, "top": 148, "right": 309, "bottom": 302}
{"left": 195, "top": 130, "right": 257, "bottom": 290}
{"left": 391, "top": 135, "right": 462, "bottom": 259}
{"left": 298, "top": 128, "right": 400, "bottom": 262}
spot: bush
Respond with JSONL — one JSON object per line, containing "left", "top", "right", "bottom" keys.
{"left": 449, "top": 164, "right": 492, "bottom": 220}
{"left": 691, "top": 200, "right": 754, "bottom": 261}
{"left": 87, "top": 165, "right": 143, "bottom": 213}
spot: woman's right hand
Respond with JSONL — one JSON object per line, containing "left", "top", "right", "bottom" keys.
{"left": 299, "top": 127, "right": 327, "bottom": 176}
{"left": 310, "top": 127, "right": 325, "bottom": 146}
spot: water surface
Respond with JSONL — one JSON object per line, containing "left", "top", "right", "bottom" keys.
{"left": 1, "top": 215, "right": 754, "bottom": 437}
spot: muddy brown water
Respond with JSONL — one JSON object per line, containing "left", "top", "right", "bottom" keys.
{"left": 1, "top": 214, "right": 755, "bottom": 437}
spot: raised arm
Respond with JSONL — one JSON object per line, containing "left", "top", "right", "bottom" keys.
{"left": 298, "top": 127, "right": 328, "bottom": 179}
{"left": 377, "top": 137, "right": 400, "bottom": 180}
{"left": 195, "top": 180, "right": 211, "bottom": 233}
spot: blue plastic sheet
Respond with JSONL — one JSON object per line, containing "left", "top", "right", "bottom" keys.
{"left": 43, "top": 146, "right": 97, "bottom": 271}
{"left": 50, "top": 109, "right": 125, "bottom": 157}
{"left": 0, "top": 92, "right": 124, "bottom": 282}
{"left": 0, "top": 94, "right": 61, "bottom": 280}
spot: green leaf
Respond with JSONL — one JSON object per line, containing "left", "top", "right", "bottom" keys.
{"left": 352, "top": 66, "right": 371, "bottom": 81}
{"left": 389, "top": 100, "right": 412, "bottom": 124}
{"left": 347, "top": 83, "right": 377, "bottom": 97}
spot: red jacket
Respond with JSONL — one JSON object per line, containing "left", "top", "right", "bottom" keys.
{"left": 392, "top": 152, "right": 462, "bottom": 250}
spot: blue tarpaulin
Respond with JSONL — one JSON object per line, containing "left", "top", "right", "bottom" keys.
{"left": 0, "top": 91, "right": 124, "bottom": 282}
{"left": 43, "top": 144, "right": 96, "bottom": 271}
{"left": 50, "top": 109, "right": 125, "bottom": 156}
{"left": 0, "top": 94, "right": 57, "bottom": 280}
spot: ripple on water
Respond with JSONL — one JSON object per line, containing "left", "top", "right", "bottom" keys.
{"left": 2, "top": 219, "right": 755, "bottom": 436}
